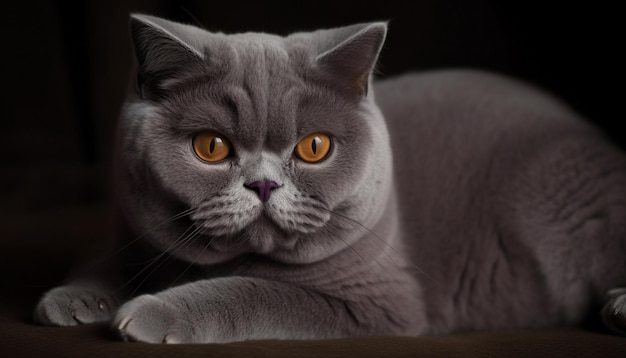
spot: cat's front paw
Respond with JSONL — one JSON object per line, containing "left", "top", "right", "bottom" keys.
{"left": 602, "top": 288, "right": 626, "bottom": 335}
{"left": 113, "top": 294, "right": 195, "bottom": 343}
{"left": 34, "top": 285, "right": 116, "bottom": 326}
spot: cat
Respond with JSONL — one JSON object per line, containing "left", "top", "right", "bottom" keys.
{"left": 33, "top": 14, "right": 626, "bottom": 343}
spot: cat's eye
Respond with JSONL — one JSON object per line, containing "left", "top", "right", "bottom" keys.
{"left": 192, "top": 132, "right": 231, "bottom": 163}
{"left": 295, "top": 133, "right": 332, "bottom": 163}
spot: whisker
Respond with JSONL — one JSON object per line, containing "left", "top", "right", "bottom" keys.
{"left": 115, "top": 223, "right": 200, "bottom": 294}
{"left": 127, "top": 225, "right": 206, "bottom": 297}
{"left": 322, "top": 208, "right": 440, "bottom": 287}
{"left": 179, "top": 4, "right": 203, "bottom": 27}
{"left": 169, "top": 229, "right": 214, "bottom": 287}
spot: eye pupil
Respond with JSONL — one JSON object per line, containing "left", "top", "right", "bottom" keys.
{"left": 209, "top": 138, "right": 216, "bottom": 153}
{"left": 311, "top": 137, "right": 318, "bottom": 154}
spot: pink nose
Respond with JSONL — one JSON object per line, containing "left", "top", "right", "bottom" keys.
{"left": 245, "top": 180, "right": 279, "bottom": 203}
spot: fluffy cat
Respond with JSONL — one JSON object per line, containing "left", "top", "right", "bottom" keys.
{"left": 33, "top": 14, "right": 626, "bottom": 343}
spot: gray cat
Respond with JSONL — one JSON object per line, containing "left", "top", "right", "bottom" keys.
{"left": 33, "top": 14, "right": 626, "bottom": 343}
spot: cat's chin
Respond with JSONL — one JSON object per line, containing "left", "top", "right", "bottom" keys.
{"left": 174, "top": 215, "right": 302, "bottom": 265}
{"left": 217, "top": 216, "right": 299, "bottom": 253}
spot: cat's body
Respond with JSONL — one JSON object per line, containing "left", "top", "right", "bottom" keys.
{"left": 379, "top": 71, "right": 626, "bottom": 333}
{"left": 34, "top": 15, "right": 626, "bottom": 342}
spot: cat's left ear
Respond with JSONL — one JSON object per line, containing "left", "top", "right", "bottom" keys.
{"left": 129, "top": 14, "right": 206, "bottom": 99}
{"left": 315, "top": 22, "right": 387, "bottom": 98}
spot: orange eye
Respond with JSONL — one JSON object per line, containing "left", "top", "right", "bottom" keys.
{"left": 295, "top": 133, "right": 332, "bottom": 163}
{"left": 192, "top": 132, "right": 231, "bottom": 163}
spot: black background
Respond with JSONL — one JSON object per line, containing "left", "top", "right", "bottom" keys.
{"left": 0, "top": 0, "right": 622, "bottom": 301}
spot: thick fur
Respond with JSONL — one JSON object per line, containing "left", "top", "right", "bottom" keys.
{"left": 34, "top": 15, "right": 626, "bottom": 342}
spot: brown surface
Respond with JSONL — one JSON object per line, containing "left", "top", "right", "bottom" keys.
{"left": 2, "top": 312, "right": 626, "bottom": 358}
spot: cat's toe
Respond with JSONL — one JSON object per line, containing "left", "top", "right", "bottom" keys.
{"left": 601, "top": 288, "right": 626, "bottom": 335}
{"left": 34, "top": 285, "right": 115, "bottom": 326}
{"left": 113, "top": 294, "right": 194, "bottom": 344}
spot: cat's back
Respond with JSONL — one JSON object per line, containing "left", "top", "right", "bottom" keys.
{"left": 374, "top": 69, "right": 601, "bottom": 230}
{"left": 375, "top": 69, "right": 596, "bottom": 162}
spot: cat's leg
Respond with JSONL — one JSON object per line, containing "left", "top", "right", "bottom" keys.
{"left": 601, "top": 288, "right": 626, "bottom": 335}
{"left": 33, "top": 279, "right": 119, "bottom": 326}
{"left": 112, "top": 276, "right": 422, "bottom": 343}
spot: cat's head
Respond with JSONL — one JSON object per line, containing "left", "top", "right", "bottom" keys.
{"left": 118, "top": 15, "right": 392, "bottom": 264}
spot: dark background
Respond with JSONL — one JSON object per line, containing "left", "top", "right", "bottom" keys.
{"left": 0, "top": 1, "right": 622, "bottom": 305}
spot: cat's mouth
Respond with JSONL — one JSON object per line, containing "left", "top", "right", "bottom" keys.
{"left": 190, "top": 190, "right": 331, "bottom": 235}
{"left": 188, "top": 196, "right": 330, "bottom": 253}
{"left": 190, "top": 203, "right": 263, "bottom": 237}
{"left": 191, "top": 204, "right": 329, "bottom": 237}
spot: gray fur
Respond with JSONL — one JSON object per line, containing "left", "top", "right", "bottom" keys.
{"left": 34, "top": 14, "right": 626, "bottom": 343}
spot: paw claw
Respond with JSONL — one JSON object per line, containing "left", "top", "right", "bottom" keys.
{"left": 98, "top": 299, "right": 107, "bottom": 311}
{"left": 164, "top": 334, "right": 181, "bottom": 344}
{"left": 118, "top": 316, "right": 133, "bottom": 331}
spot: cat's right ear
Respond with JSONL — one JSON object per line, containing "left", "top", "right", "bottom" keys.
{"left": 314, "top": 22, "right": 387, "bottom": 99}
{"left": 129, "top": 14, "right": 205, "bottom": 100}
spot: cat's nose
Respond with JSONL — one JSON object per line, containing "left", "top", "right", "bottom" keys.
{"left": 245, "top": 180, "right": 280, "bottom": 203}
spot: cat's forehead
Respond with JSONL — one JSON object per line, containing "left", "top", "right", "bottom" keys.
{"left": 204, "top": 32, "right": 301, "bottom": 99}
{"left": 214, "top": 32, "right": 291, "bottom": 66}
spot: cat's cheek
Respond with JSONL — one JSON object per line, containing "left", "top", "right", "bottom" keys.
{"left": 167, "top": 155, "right": 239, "bottom": 207}
{"left": 291, "top": 160, "right": 339, "bottom": 203}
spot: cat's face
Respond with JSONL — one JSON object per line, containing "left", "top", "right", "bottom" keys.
{"left": 118, "top": 15, "right": 392, "bottom": 264}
